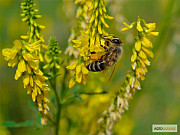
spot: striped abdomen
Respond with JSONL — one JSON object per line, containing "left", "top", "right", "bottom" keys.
{"left": 86, "top": 60, "right": 107, "bottom": 72}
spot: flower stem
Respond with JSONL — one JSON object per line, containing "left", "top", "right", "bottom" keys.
{"left": 51, "top": 68, "right": 61, "bottom": 135}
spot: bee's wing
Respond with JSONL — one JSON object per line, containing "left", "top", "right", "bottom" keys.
{"left": 108, "top": 63, "right": 117, "bottom": 82}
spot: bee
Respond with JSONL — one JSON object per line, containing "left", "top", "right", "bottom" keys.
{"left": 86, "top": 36, "right": 123, "bottom": 72}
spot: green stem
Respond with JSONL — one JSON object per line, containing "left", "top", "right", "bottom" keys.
{"left": 51, "top": 68, "right": 61, "bottom": 135}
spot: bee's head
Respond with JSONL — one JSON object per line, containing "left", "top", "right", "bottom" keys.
{"left": 104, "top": 36, "right": 122, "bottom": 48}
{"left": 109, "top": 38, "right": 122, "bottom": 45}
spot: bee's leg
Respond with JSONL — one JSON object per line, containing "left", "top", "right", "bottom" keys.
{"left": 91, "top": 51, "right": 96, "bottom": 54}
{"left": 100, "top": 45, "right": 109, "bottom": 51}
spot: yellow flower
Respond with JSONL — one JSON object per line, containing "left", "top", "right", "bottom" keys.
{"left": 121, "top": 22, "right": 133, "bottom": 32}
{"left": 145, "top": 23, "right": 156, "bottom": 30}
{"left": 134, "top": 79, "right": 141, "bottom": 90}
{"left": 2, "top": 48, "right": 18, "bottom": 61}
{"left": 135, "top": 40, "right": 141, "bottom": 51}
{"left": 69, "top": 78, "right": 76, "bottom": 88}
{"left": 141, "top": 36, "right": 153, "bottom": 48}
{"left": 13, "top": 40, "right": 22, "bottom": 51}
{"left": 131, "top": 52, "right": 137, "bottom": 62}
{"left": 73, "top": 31, "right": 91, "bottom": 60}
{"left": 138, "top": 50, "right": 147, "bottom": 59}
{"left": 67, "top": 62, "right": 88, "bottom": 88}
{"left": 66, "top": 63, "right": 77, "bottom": 69}
{"left": 142, "top": 46, "right": 154, "bottom": 58}
{"left": 149, "top": 32, "right": 159, "bottom": 36}
{"left": 136, "top": 21, "right": 143, "bottom": 32}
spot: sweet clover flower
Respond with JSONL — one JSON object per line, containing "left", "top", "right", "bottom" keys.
{"left": 20, "top": 0, "right": 46, "bottom": 62}
{"left": 2, "top": 0, "right": 50, "bottom": 125}
{"left": 66, "top": 0, "right": 114, "bottom": 88}
{"left": 97, "top": 17, "right": 159, "bottom": 135}
{"left": 2, "top": 40, "right": 50, "bottom": 125}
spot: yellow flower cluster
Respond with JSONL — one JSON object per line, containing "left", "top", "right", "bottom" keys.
{"left": 97, "top": 17, "right": 159, "bottom": 135}
{"left": 75, "top": 0, "right": 92, "bottom": 30}
{"left": 2, "top": 40, "right": 50, "bottom": 125}
{"left": 86, "top": 0, "right": 114, "bottom": 53}
{"left": 67, "top": 62, "right": 89, "bottom": 88}
{"left": 73, "top": 31, "right": 91, "bottom": 61}
{"left": 65, "top": 0, "right": 92, "bottom": 58}
{"left": 20, "top": 0, "right": 46, "bottom": 62}
{"left": 67, "top": 0, "right": 114, "bottom": 88}
{"left": 128, "top": 17, "right": 159, "bottom": 80}
{"left": 43, "top": 37, "right": 61, "bottom": 70}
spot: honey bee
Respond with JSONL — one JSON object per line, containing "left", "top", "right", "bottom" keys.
{"left": 86, "top": 36, "right": 123, "bottom": 72}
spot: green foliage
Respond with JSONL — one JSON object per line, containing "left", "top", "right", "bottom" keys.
{"left": 2, "top": 121, "right": 36, "bottom": 128}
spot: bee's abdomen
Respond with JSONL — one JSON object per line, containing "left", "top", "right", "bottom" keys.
{"left": 86, "top": 61, "right": 106, "bottom": 72}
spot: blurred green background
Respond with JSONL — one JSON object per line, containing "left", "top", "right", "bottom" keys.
{"left": 0, "top": 0, "right": 180, "bottom": 135}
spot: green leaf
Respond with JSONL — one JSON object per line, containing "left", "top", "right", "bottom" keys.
{"left": 45, "top": 73, "right": 61, "bottom": 82}
{"left": 74, "top": 95, "right": 83, "bottom": 102}
{"left": 28, "top": 101, "right": 41, "bottom": 124}
{"left": 2, "top": 121, "right": 36, "bottom": 127}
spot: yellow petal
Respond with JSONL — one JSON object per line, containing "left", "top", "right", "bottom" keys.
{"left": 143, "top": 59, "right": 150, "bottom": 66}
{"left": 28, "top": 60, "right": 39, "bottom": 70}
{"left": 150, "top": 32, "right": 159, "bottom": 36}
{"left": 89, "top": 15, "right": 95, "bottom": 23}
{"left": 27, "top": 85, "right": 32, "bottom": 94}
{"left": 55, "top": 63, "right": 61, "bottom": 69}
{"left": 21, "top": 35, "right": 29, "bottom": 40}
{"left": 76, "top": 64, "right": 82, "bottom": 74}
{"left": 98, "top": 25, "right": 102, "bottom": 34}
{"left": 18, "top": 59, "right": 26, "bottom": 72}
{"left": 131, "top": 52, "right": 137, "bottom": 62}
{"left": 34, "top": 69, "right": 43, "bottom": 75}
{"left": 23, "top": 73, "right": 29, "bottom": 88}
{"left": 135, "top": 40, "right": 141, "bottom": 51}
{"left": 136, "top": 22, "right": 143, "bottom": 32}
{"left": 66, "top": 63, "right": 76, "bottom": 69}
{"left": 138, "top": 50, "right": 147, "bottom": 59}
{"left": 25, "top": 45, "right": 34, "bottom": 53}
{"left": 76, "top": 7, "right": 82, "bottom": 18}
{"left": 104, "top": 14, "right": 114, "bottom": 20}
{"left": 44, "top": 97, "right": 49, "bottom": 103}
{"left": 82, "top": 74, "right": 87, "bottom": 84}
{"left": 32, "top": 86, "right": 38, "bottom": 102}
{"left": 14, "top": 68, "right": 22, "bottom": 80}
{"left": 82, "top": 65, "right": 88, "bottom": 74}
{"left": 26, "top": 64, "right": 32, "bottom": 74}
{"left": 129, "top": 77, "right": 135, "bottom": 87}
{"left": 29, "top": 75, "right": 34, "bottom": 87}
{"left": 76, "top": 72, "right": 82, "bottom": 83}
{"left": 134, "top": 79, "right": 141, "bottom": 90}
{"left": 142, "top": 47, "right": 154, "bottom": 58}
{"left": 22, "top": 51, "right": 34, "bottom": 61}
{"left": 8, "top": 56, "right": 18, "bottom": 68}
{"left": 2, "top": 48, "right": 18, "bottom": 61}
{"left": 145, "top": 23, "right": 156, "bottom": 29}
{"left": 141, "top": 37, "right": 152, "bottom": 48}
{"left": 43, "top": 64, "right": 50, "bottom": 69}
{"left": 100, "top": 17, "right": 109, "bottom": 28}
{"left": 13, "top": 40, "right": 22, "bottom": 51}
{"left": 35, "top": 79, "right": 42, "bottom": 88}
{"left": 139, "top": 59, "right": 145, "bottom": 67}
{"left": 121, "top": 27, "right": 130, "bottom": 32}
{"left": 131, "top": 62, "right": 137, "bottom": 70}
{"left": 69, "top": 78, "right": 75, "bottom": 88}
{"left": 39, "top": 53, "right": 44, "bottom": 62}
{"left": 72, "top": 39, "right": 81, "bottom": 44}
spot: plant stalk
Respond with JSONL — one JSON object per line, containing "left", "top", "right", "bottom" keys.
{"left": 51, "top": 68, "right": 61, "bottom": 135}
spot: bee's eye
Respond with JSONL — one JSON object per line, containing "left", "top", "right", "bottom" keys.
{"left": 105, "top": 41, "right": 109, "bottom": 46}
{"left": 112, "top": 39, "right": 120, "bottom": 44}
